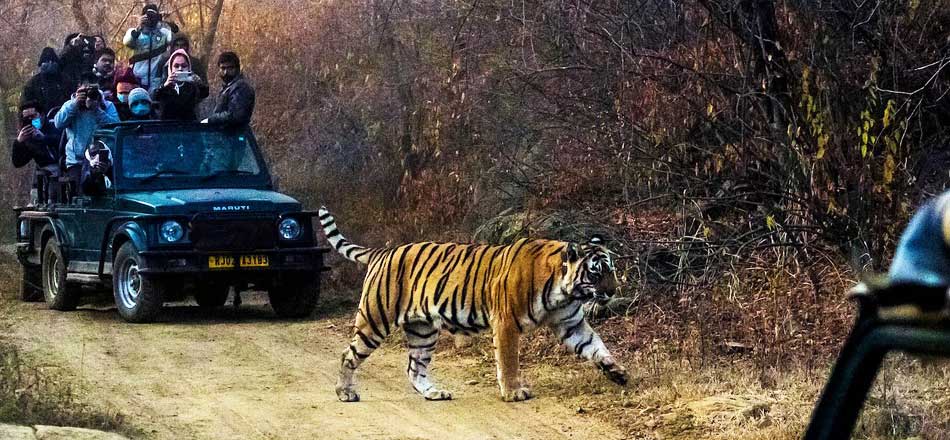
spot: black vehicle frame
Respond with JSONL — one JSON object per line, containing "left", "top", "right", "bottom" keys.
{"left": 804, "top": 281, "right": 950, "bottom": 439}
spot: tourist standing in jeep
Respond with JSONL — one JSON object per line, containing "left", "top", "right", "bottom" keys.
{"left": 124, "top": 4, "right": 174, "bottom": 93}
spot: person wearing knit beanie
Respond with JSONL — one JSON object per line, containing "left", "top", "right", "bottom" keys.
{"left": 113, "top": 67, "right": 139, "bottom": 101}
{"left": 125, "top": 87, "right": 155, "bottom": 120}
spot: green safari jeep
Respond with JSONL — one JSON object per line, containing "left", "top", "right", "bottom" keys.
{"left": 14, "top": 121, "right": 330, "bottom": 322}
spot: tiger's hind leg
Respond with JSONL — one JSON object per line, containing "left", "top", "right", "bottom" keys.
{"left": 336, "top": 311, "right": 388, "bottom": 402}
{"left": 404, "top": 321, "right": 452, "bottom": 400}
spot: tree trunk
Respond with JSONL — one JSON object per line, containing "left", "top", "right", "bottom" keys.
{"left": 697, "top": 0, "right": 791, "bottom": 129}
{"left": 200, "top": 0, "right": 226, "bottom": 69}
{"left": 70, "top": 0, "right": 91, "bottom": 33}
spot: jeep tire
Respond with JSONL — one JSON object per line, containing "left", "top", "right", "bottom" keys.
{"left": 113, "top": 242, "right": 165, "bottom": 323}
{"left": 21, "top": 264, "right": 44, "bottom": 302}
{"left": 268, "top": 274, "right": 319, "bottom": 318}
{"left": 42, "top": 238, "right": 81, "bottom": 310}
{"left": 194, "top": 283, "right": 230, "bottom": 309}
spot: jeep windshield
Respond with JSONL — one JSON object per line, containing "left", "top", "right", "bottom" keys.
{"left": 115, "top": 125, "right": 270, "bottom": 190}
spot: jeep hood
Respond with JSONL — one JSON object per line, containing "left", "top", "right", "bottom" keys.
{"left": 116, "top": 188, "right": 302, "bottom": 215}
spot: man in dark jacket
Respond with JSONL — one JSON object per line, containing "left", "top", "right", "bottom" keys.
{"left": 154, "top": 49, "right": 209, "bottom": 121}
{"left": 21, "top": 47, "right": 73, "bottom": 114}
{"left": 12, "top": 101, "right": 61, "bottom": 205}
{"left": 202, "top": 51, "right": 255, "bottom": 128}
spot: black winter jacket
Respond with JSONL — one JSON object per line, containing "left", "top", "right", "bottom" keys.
{"left": 207, "top": 74, "right": 255, "bottom": 127}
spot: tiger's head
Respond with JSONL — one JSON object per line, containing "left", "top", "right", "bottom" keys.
{"left": 561, "top": 236, "right": 618, "bottom": 305}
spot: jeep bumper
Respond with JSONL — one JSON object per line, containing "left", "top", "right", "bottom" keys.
{"left": 135, "top": 246, "right": 331, "bottom": 275}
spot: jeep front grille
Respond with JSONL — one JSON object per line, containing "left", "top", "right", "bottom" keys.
{"left": 189, "top": 218, "right": 276, "bottom": 251}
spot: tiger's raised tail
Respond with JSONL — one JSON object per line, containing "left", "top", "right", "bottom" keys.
{"left": 318, "top": 207, "right": 373, "bottom": 265}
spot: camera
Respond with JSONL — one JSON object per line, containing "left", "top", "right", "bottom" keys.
{"left": 85, "top": 86, "right": 101, "bottom": 100}
{"left": 77, "top": 85, "right": 101, "bottom": 110}
{"left": 145, "top": 10, "right": 161, "bottom": 23}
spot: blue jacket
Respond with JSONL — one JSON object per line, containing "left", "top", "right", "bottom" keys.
{"left": 888, "top": 193, "right": 950, "bottom": 288}
{"left": 53, "top": 97, "right": 119, "bottom": 167}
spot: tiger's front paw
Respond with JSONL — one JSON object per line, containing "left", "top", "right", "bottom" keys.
{"left": 423, "top": 388, "right": 453, "bottom": 401}
{"left": 600, "top": 362, "right": 628, "bottom": 386}
{"left": 336, "top": 386, "right": 361, "bottom": 402}
{"left": 501, "top": 387, "right": 534, "bottom": 402}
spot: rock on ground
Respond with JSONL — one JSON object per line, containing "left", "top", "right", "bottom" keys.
{"left": 0, "top": 424, "right": 129, "bottom": 440}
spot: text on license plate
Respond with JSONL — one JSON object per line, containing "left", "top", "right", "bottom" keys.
{"left": 208, "top": 255, "right": 269, "bottom": 269}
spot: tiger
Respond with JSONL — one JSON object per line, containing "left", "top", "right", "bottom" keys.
{"left": 319, "top": 207, "right": 629, "bottom": 402}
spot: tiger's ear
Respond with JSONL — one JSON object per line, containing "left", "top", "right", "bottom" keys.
{"left": 588, "top": 235, "right": 605, "bottom": 246}
{"left": 565, "top": 242, "right": 581, "bottom": 262}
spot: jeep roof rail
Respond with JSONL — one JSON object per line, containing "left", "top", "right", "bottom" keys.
{"left": 99, "top": 120, "right": 208, "bottom": 130}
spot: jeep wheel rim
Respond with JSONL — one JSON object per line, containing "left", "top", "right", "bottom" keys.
{"left": 118, "top": 259, "right": 142, "bottom": 309}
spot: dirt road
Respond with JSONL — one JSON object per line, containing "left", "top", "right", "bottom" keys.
{"left": 2, "top": 292, "right": 624, "bottom": 440}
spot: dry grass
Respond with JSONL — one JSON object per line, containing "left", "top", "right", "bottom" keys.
{"left": 441, "top": 326, "right": 950, "bottom": 440}
{"left": 0, "top": 256, "right": 137, "bottom": 436}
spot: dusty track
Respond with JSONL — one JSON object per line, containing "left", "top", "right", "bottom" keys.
{"left": 2, "top": 292, "right": 623, "bottom": 440}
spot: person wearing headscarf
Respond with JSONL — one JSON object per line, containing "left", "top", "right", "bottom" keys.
{"left": 159, "top": 33, "right": 207, "bottom": 86}
{"left": 153, "top": 49, "right": 209, "bottom": 121}
{"left": 21, "top": 47, "right": 73, "bottom": 115}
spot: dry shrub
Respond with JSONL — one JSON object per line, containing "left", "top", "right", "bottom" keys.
{"left": 0, "top": 342, "right": 132, "bottom": 435}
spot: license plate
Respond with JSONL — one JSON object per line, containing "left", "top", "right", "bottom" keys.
{"left": 208, "top": 255, "right": 269, "bottom": 269}
{"left": 239, "top": 255, "right": 269, "bottom": 267}
{"left": 208, "top": 255, "right": 235, "bottom": 269}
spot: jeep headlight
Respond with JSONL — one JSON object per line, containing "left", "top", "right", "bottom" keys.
{"left": 279, "top": 218, "right": 302, "bottom": 240}
{"left": 160, "top": 220, "right": 184, "bottom": 243}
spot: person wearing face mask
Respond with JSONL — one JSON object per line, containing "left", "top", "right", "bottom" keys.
{"left": 113, "top": 67, "right": 141, "bottom": 120}
{"left": 153, "top": 49, "right": 209, "bottom": 121}
{"left": 82, "top": 48, "right": 117, "bottom": 98}
{"left": 123, "top": 4, "right": 175, "bottom": 93}
{"left": 126, "top": 88, "right": 157, "bottom": 120}
{"left": 21, "top": 47, "right": 73, "bottom": 114}
{"left": 54, "top": 84, "right": 120, "bottom": 174}
{"left": 203, "top": 51, "right": 255, "bottom": 128}
{"left": 12, "top": 101, "right": 61, "bottom": 206}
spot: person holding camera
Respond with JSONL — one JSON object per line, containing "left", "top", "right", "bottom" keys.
{"left": 123, "top": 4, "right": 175, "bottom": 93}
{"left": 70, "top": 140, "right": 114, "bottom": 197}
{"left": 21, "top": 47, "right": 72, "bottom": 114}
{"left": 153, "top": 49, "right": 209, "bottom": 121}
{"left": 12, "top": 101, "right": 61, "bottom": 206}
{"left": 54, "top": 84, "right": 120, "bottom": 172}
{"left": 60, "top": 33, "right": 98, "bottom": 88}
